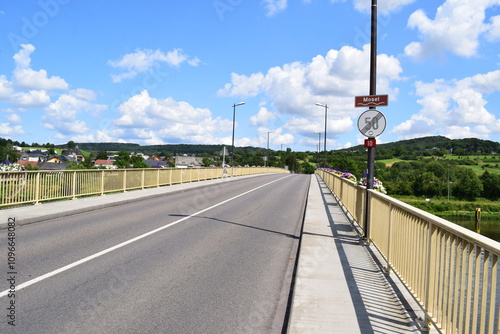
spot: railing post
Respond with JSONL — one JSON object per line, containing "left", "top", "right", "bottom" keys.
{"left": 100, "top": 170, "right": 105, "bottom": 195}
{"left": 157, "top": 168, "right": 160, "bottom": 187}
{"left": 35, "top": 172, "right": 40, "bottom": 204}
{"left": 384, "top": 203, "right": 393, "bottom": 275}
{"left": 72, "top": 171, "right": 77, "bottom": 199}
{"left": 169, "top": 168, "right": 172, "bottom": 185}
{"left": 414, "top": 221, "right": 433, "bottom": 331}
{"left": 141, "top": 169, "right": 145, "bottom": 189}
{"left": 123, "top": 170, "right": 127, "bottom": 192}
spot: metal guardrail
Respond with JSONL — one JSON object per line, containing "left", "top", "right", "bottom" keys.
{"left": 316, "top": 169, "right": 500, "bottom": 334}
{"left": 0, "top": 167, "right": 289, "bottom": 208}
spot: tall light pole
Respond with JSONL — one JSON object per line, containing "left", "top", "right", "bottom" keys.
{"left": 316, "top": 103, "right": 328, "bottom": 167}
{"left": 266, "top": 130, "right": 274, "bottom": 167}
{"left": 231, "top": 102, "right": 245, "bottom": 176}
{"left": 314, "top": 131, "right": 321, "bottom": 154}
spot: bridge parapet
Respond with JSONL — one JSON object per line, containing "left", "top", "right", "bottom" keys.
{"left": 316, "top": 169, "right": 500, "bottom": 334}
{"left": 0, "top": 167, "right": 289, "bottom": 208}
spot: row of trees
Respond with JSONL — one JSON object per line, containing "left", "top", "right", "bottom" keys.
{"left": 376, "top": 160, "right": 499, "bottom": 201}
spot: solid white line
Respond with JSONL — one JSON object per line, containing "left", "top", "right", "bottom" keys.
{"left": 0, "top": 175, "right": 291, "bottom": 298}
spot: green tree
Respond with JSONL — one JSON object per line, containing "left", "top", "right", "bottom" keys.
{"left": 413, "top": 172, "right": 443, "bottom": 197}
{"left": 301, "top": 162, "right": 316, "bottom": 174}
{"left": 114, "top": 151, "right": 132, "bottom": 168}
{"left": 130, "top": 155, "right": 148, "bottom": 168}
{"left": 452, "top": 168, "right": 483, "bottom": 200}
{"left": 1, "top": 144, "right": 20, "bottom": 162}
{"left": 480, "top": 170, "right": 500, "bottom": 200}
{"left": 96, "top": 150, "right": 108, "bottom": 160}
{"left": 426, "top": 161, "right": 447, "bottom": 179}
{"left": 67, "top": 141, "right": 76, "bottom": 148}
{"left": 202, "top": 157, "right": 212, "bottom": 167}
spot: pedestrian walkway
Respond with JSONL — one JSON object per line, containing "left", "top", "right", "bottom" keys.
{"left": 287, "top": 174, "right": 429, "bottom": 333}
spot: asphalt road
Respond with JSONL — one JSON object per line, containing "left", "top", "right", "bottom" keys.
{"left": 0, "top": 173, "right": 310, "bottom": 334}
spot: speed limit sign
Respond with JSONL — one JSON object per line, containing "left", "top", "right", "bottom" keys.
{"left": 358, "top": 109, "right": 386, "bottom": 138}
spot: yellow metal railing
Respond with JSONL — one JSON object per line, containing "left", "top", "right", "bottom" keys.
{"left": 0, "top": 167, "right": 289, "bottom": 208}
{"left": 317, "top": 169, "right": 500, "bottom": 334}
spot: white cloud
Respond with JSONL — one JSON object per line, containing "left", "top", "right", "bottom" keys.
{"left": 263, "top": 0, "right": 287, "bottom": 16}
{"left": 405, "top": 0, "right": 499, "bottom": 60}
{"left": 0, "top": 123, "right": 24, "bottom": 136}
{"left": 70, "top": 88, "right": 97, "bottom": 101}
{"left": 391, "top": 70, "right": 500, "bottom": 140}
{"left": 219, "top": 45, "right": 401, "bottom": 140}
{"left": 114, "top": 90, "right": 234, "bottom": 144}
{"left": 108, "top": 48, "right": 201, "bottom": 83}
{"left": 11, "top": 90, "right": 50, "bottom": 107}
{"left": 42, "top": 94, "right": 107, "bottom": 135}
{"left": 250, "top": 107, "right": 278, "bottom": 126}
{"left": 0, "top": 75, "right": 14, "bottom": 100}
{"left": 5, "top": 113, "right": 21, "bottom": 124}
{"left": 72, "top": 129, "right": 124, "bottom": 143}
{"left": 486, "top": 15, "right": 500, "bottom": 41}
{"left": 12, "top": 44, "right": 69, "bottom": 90}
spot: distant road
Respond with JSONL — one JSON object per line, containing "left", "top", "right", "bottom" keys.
{"left": 0, "top": 174, "right": 310, "bottom": 333}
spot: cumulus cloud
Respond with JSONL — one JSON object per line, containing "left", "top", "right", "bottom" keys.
{"left": 218, "top": 45, "right": 401, "bottom": 141}
{"left": 12, "top": 44, "right": 69, "bottom": 90}
{"left": 42, "top": 94, "right": 107, "bottom": 136}
{"left": 11, "top": 90, "right": 50, "bottom": 107}
{"left": 5, "top": 113, "right": 21, "bottom": 124}
{"left": 391, "top": 70, "right": 500, "bottom": 140}
{"left": 72, "top": 129, "right": 124, "bottom": 143}
{"left": 486, "top": 15, "right": 500, "bottom": 41}
{"left": 108, "top": 48, "right": 201, "bottom": 83}
{"left": 219, "top": 45, "right": 401, "bottom": 114}
{"left": 113, "top": 90, "right": 233, "bottom": 144}
{"left": 263, "top": 0, "right": 287, "bottom": 16}
{"left": 0, "top": 75, "right": 14, "bottom": 100}
{"left": 250, "top": 107, "right": 278, "bottom": 126}
{"left": 404, "top": 0, "right": 499, "bottom": 60}
{"left": 0, "top": 123, "right": 24, "bottom": 136}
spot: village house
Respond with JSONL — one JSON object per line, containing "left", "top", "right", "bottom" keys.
{"left": 61, "top": 147, "right": 85, "bottom": 162}
{"left": 174, "top": 155, "right": 204, "bottom": 168}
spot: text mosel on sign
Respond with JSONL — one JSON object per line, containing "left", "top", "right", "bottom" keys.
{"left": 354, "top": 94, "right": 388, "bottom": 108}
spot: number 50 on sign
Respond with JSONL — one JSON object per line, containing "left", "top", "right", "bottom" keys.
{"left": 357, "top": 109, "right": 386, "bottom": 138}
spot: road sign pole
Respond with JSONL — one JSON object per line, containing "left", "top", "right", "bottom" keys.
{"left": 364, "top": 0, "right": 378, "bottom": 243}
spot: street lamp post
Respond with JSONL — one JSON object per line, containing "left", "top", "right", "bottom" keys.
{"left": 231, "top": 102, "right": 245, "bottom": 176}
{"left": 314, "top": 131, "right": 321, "bottom": 154}
{"left": 315, "top": 103, "right": 328, "bottom": 167}
{"left": 266, "top": 130, "right": 274, "bottom": 167}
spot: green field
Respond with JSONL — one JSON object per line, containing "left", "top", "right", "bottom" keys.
{"left": 377, "top": 158, "right": 404, "bottom": 166}
{"left": 393, "top": 195, "right": 500, "bottom": 215}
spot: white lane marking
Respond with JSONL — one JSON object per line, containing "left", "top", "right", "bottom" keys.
{"left": 0, "top": 175, "right": 291, "bottom": 298}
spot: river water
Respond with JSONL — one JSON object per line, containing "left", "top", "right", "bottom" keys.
{"left": 440, "top": 216, "right": 500, "bottom": 242}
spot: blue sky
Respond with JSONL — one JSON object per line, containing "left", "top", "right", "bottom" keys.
{"left": 0, "top": 0, "right": 499, "bottom": 152}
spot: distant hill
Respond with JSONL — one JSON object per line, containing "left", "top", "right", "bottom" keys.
{"left": 54, "top": 142, "right": 267, "bottom": 155}
{"left": 11, "top": 136, "right": 500, "bottom": 156}
{"left": 347, "top": 136, "right": 500, "bottom": 154}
